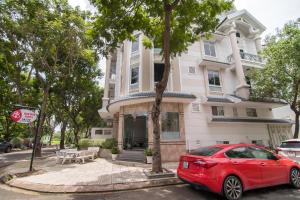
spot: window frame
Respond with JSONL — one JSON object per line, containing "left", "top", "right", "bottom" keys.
{"left": 246, "top": 108, "right": 258, "bottom": 117}
{"left": 161, "top": 112, "right": 180, "bottom": 141}
{"left": 208, "top": 70, "right": 221, "bottom": 86}
{"left": 130, "top": 65, "right": 139, "bottom": 85}
{"left": 203, "top": 41, "right": 216, "bottom": 57}
{"left": 212, "top": 106, "right": 225, "bottom": 116}
{"left": 131, "top": 35, "right": 140, "bottom": 53}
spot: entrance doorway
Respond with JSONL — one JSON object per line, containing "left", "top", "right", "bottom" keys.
{"left": 124, "top": 114, "right": 148, "bottom": 150}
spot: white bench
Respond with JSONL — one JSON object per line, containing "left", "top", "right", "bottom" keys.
{"left": 75, "top": 150, "right": 95, "bottom": 164}
{"left": 56, "top": 151, "right": 74, "bottom": 165}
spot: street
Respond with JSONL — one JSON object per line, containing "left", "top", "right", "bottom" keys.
{"left": 1, "top": 150, "right": 300, "bottom": 200}
{"left": 1, "top": 182, "right": 300, "bottom": 200}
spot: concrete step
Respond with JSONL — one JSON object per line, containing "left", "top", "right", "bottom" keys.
{"left": 117, "top": 150, "right": 145, "bottom": 163}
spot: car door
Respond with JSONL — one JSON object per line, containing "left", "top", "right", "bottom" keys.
{"left": 249, "top": 147, "right": 288, "bottom": 186}
{"left": 225, "top": 147, "right": 263, "bottom": 189}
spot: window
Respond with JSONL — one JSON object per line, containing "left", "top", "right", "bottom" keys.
{"left": 95, "top": 130, "right": 103, "bottom": 135}
{"left": 249, "top": 147, "right": 277, "bottom": 160}
{"left": 154, "top": 63, "right": 164, "bottom": 82}
{"left": 131, "top": 35, "right": 139, "bottom": 53}
{"left": 246, "top": 108, "right": 257, "bottom": 117}
{"left": 208, "top": 70, "right": 220, "bottom": 86}
{"left": 161, "top": 112, "right": 180, "bottom": 140}
{"left": 103, "top": 130, "right": 112, "bottom": 135}
{"left": 280, "top": 141, "right": 300, "bottom": 148}
{"left": 130, "top": 66, "right": 139, "bottom": 85}
{"left": 204, "top": 41, "right": 216, "bottom": 57}
{"left": 212, "top": 106, "right": 224, "bottom": 116}
{"left": 233, "top": 107, "right": 238, "bottom": 117}
{"left": 192, "top": 103, "right": 200, "bottom": 112}
{"left": 217, "top": 141, "right": 230, "bottom": 144}
{"left": 225, "top": 147, "right": 254, "bottom": 159}
{"left": 190, "top": 147, "right": 223, "bottom": 156}
{"left": 236, "top": 32, "right": 241, "bottom": 38}
{"left": 188, "top": 66, "right": 196, "bottom": 74}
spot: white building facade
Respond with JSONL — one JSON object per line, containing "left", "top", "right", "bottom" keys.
{"left": 99, "top": 9, "right": 293, "bottom": 162}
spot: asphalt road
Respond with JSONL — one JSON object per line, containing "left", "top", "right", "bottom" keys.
{"left": 1, "top": 183, "right": 300, "bottom": 200}
{"left": 0, "top": 148, "right": 56, "bottom": 168}
{"left": 1, "top": 149, "right": 300, "bottom": 200}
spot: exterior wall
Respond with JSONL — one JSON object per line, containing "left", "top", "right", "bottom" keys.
{"left": 100, "top": 9, "right": 294, "bottom": 162}
{"left": 184, "top": 104, "right": 271, "bottom": 150}
{"left": 91, "top": 128, "right": 113, "bottom": 139}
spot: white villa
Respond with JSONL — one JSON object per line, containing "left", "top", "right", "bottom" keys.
{"left": 98, "top": 9, "right": 293, "bottom": 162}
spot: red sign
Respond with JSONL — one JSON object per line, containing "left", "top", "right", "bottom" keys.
{"left": 10, "top": 109, "right": 38, "bottom": 124}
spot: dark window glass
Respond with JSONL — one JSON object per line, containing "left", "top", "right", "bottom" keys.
{"left": 154, "top": 63, "right": 164, "bottom": 82}
{"left": 249, "top": 147, "right": 277, "bottom": 160}
{"left": 190, "top": 147, "right": 223, "bottom": 156}
{"left": 204, "top": 41, "right": 216, "bottom": 57}
{"left": 226, "top": 147, "right": 254, "bottom": 158}
{"left": 280, "top": 141, "right": 300, "bottom": 148}
{"left": 131, "top": 67, "right": 139, "bottom": 84}
{"left": 208, "top": 71, "right": 220, "bottom": 86}
{"left": 161, "top": 112, "right": 180, "bottom": 140}
{"left": 236, "top": 32, "right": 241, "bottom": 37}
{"left": 212, "top": 106, "right": 224, "bottom": 116}
{"left": 246, "top": 108, "right": 257, "bottom": 117}
{"left": 95, "top": 130, "right": 103, "bottom": 135}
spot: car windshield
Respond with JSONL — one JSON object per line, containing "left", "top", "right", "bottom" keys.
{"left": 280, "top": 141, "right": 300, "bottom": 148}
{"left": 190, "top": 147, "right": 223, "bottom": 156}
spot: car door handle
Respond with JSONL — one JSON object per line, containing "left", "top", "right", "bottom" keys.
{"left": 260, "top": 162, "right": 265, "bottom": 166}
{"left": 233, "top": 161, "right": 239, "bottom": 165}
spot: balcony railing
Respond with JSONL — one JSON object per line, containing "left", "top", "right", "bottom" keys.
{"left": 240, "top": 52, "right": 263, "bottom": 63}
{"left": 227, "top": 52, "right": 263, "bottom": 64}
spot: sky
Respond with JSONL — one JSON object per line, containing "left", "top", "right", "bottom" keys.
{"left": 68, "top": 0, "right": 300, "bottom": 87}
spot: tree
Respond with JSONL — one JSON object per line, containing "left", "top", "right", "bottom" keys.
{"left": 90, "top": 0, "right": 232, "bottom": 172}
{"left": 249, "top": 19, "right": 300, "bottom": 138}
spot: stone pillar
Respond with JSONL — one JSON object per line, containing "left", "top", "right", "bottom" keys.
{"left": 179, "top": 104, "right": 186, "bottom": 142}
{"left": 103, "top": 55, "right": 112, "bottom": 99}
{"left": 115, "top": 48, "right": 122, "bottom": 98}
{"left": 112, "top": 114, "right": 119, "bottom": 140}
{"left": 254, "top": 35, "right": 262, "bottom": 53}
{"left": 228, "top": 22, "right": 249, "bottom": 99}
{"left": 117, "top": 107, "right": 124, "bottom": 150}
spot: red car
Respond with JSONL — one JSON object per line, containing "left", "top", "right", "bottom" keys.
{"left": 177, "top": 144, "right": 300, "bottom": 200}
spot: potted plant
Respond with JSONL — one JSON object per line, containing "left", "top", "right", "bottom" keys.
{"left": 145, "top": 148, "right": 153, "bottom": 164}
{"left": 111, "top": 146, "right": 119, "bottom": 161}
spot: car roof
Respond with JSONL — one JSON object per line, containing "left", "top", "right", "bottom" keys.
{"left": 282, "top": 139, "right": 300, "bottom": 142}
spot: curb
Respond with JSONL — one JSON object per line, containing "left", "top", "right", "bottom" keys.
{"left": 6, "top": 177, "right": 183, "bottom": 193}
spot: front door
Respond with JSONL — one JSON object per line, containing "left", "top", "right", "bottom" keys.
{"left": 123, "top": 115, "right": 148, "bottom": 150}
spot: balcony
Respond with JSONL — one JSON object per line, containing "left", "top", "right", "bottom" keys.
{"left": 227, "top": 52, "right": 265, "bottom": 68}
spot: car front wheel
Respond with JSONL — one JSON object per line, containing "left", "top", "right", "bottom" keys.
{"left": 290, "top": 168, "right": 300, "bottom": 188}
{"left": 223, "top": 175, "right": 243, "bottom": 200}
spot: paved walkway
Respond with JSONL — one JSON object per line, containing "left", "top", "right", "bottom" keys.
{"left": 3, "top": 156, "right": 180, "bottom": 193}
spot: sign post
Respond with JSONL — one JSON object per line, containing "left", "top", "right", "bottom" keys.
{"left": 11, "top": 105, "right": 40, "bottom": 172}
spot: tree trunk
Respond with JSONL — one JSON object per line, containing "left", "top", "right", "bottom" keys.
{"left": 294, "top": 113, "right": 299, "bottom": 139}
{"left": 151, "top": 3, "right": 172, "bottom": 173}
{"left": 74, "top": 127, "right": 79, "bottom": 147}
{"left": 60, "top": 121, "right": 67, "bottom": 149}
{"left": 35, "top": 86, "right": 49, "bottom": 157}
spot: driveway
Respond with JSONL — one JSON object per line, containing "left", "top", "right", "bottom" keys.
{"left": 1, "top": 183, "right": 300, "bottom": 200}
{"left": 0, "top": 148, "right": 56, "bottom": 168}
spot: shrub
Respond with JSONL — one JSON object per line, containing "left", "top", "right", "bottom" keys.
{"left": 101, "top": 138, "right": 117, "bottom": 149}
{"left": 10, "top": 137, "right": 24, "bottom": 148}
{"left": 78, "top": 139, "right": 105, "bottom": 149}
{"left": 144, "top": 148, "right": 153, "bottom": 156}
{"left": 111, "top": 146, "right": 120, "bottom": 154}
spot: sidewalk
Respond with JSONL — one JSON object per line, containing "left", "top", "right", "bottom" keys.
{"left": 3, "top": 156, "right": 181, "bottom": 193}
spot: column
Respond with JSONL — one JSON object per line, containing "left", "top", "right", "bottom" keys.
{"left": 228, "top": 22, "right": 250, "bottom": 99}
{"left": 117, "top": 107, "right": 124, "bottom": 150}
{"left": 102, "top": 55, "right": 112, "bottom": 107}
{"left": 115, "top": 48, "right": 122, "bottom": 98}
{"left": 112, "top": 114, "right": 119, "bottom": 139}
{"left": 179, "top": 104, "right": 185, "bottom": 141}
{"left": 254, "top": 34, "right": 262, "bottom": 53}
